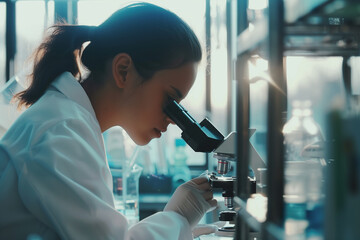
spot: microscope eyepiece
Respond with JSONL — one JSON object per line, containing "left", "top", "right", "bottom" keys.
{"left": 164, "top": 100, "right": 224, "bottom": 152}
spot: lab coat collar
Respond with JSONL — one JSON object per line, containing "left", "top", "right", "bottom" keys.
{"left": 51, "top": 72, "right": 97, "bottom": 120}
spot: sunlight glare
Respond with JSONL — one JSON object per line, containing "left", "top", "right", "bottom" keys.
{"left": 211, "top": 50, "right": 228, "bottom": 110}
{"left": 248, "top": 57, "right": 269, "bottom": 82}
{"left": 248, "top": 0, "right": 268, "bottom": 10}
{"left": 16, "top": 1, "right": 45, "bottom": 41}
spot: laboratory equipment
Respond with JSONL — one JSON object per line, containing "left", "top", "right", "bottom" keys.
{"left": 257, "top": 168, "right": 267, "bottom": 195}
{"left": 104, "top": 127, "right": 143, "bottom": 226}
{"left": 208, "top": 173, "right": 237, "bottom": 233}
{"left": 171, "top": 138, "right": 191, "bottom": 191}
{"left": 164, "top": 99, "right": 235, "bottom": 173}
{"left": 164, "top": 99, "right": 256, "bottom": 233}
{"left": 164, "top": 99, "right": 224, "bottom": 153}
{"left": 282, "top": 100, "right": 325, "bottom": 238}
{"left": 111, "top": 164, "right": 143, "bottom": 227}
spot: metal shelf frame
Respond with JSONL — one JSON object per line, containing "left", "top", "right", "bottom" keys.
{"left": 233, "top": 0, "right": 360, "bottom": 239}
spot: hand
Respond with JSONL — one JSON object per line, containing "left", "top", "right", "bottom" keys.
{"left": 164, "top": 176, "right": 217, "bottom": 229}
{"left": 192, "top": 222, "right": 226, "bottom": 238}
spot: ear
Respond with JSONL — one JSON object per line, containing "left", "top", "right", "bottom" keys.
{"left": 112, "top": 53, "right": 132, "bottom": 88}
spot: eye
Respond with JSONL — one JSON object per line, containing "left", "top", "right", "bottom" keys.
{"left": 166, "top": 92, "right": 177, "bottom": 102}
{"left": 163, "top": 94, "right": 174, "bottom": 108}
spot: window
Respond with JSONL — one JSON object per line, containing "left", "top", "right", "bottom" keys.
{"left": 248, "top": 56, "right": 348, "bottom": 164}
{"left": 249, "top": 56, "right": 269, "bottom": 162}
{"left": 210, "top": 0, "right": 228, "bottom": 137}
{"left": 14, "top": 1, "right": 54, "bottom": 76}
{"left": 285, "top": 56, "right": 346, "bottom": 138}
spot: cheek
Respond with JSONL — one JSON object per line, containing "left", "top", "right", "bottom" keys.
{"left": 141, "top": 86, "right": 165, "bottom": 114}
{"left": 143, "top": 96, "right": 164, "bottom": 122}
{"left": 129, "top": 89, "right": 164, "bottom": 126}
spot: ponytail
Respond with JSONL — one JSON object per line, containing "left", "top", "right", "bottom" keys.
{"left": 15, "top": 24, "right": 95, "bottom": 108}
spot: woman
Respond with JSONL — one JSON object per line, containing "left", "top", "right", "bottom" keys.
{"left": 0, "top": 3, "right": 216, "bottom": 239}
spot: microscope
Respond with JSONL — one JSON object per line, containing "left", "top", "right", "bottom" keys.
{"left": 164, "top": 100, "right": 256, "bottom": 233}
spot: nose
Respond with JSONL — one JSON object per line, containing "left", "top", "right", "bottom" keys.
{"left": 166, "top": 116, "right": 175, "bottom": 125}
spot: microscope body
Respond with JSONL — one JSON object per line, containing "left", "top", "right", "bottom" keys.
{"left": 164, "top": 100, "right": 256, "bottom": 227}
{"left": 210, "top": 132, "right": 256, "bottom": 225}
{"left": 210, "top": 131, "right": 237, "bottom": 223}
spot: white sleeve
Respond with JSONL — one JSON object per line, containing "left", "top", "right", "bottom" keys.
{"left": 16, "top": 118, "right": 192, "bottom": 240}
{"left": 127, "top": 211, "right": 193, "bottom": 240}
{"left": 17, "top": 118, "right": 128, "bottom": 239}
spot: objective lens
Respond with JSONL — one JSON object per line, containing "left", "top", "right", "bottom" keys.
{"left": 217, "top": 160, "right": 230, "bottom": 175}
{"left": 224, "top": 197, "right": 233, "bottom": 208}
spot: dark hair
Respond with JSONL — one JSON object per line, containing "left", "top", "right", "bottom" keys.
{"left": 16, "top": 2, "right": 202, "bottom": 107}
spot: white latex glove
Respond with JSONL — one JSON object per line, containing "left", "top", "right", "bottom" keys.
{"left": 192, "top": 222, "right": 226, "bottom": 238}
{"left": 164, "top": 176, "right": 217, "bottom": 229}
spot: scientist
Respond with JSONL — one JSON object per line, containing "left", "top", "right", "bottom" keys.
{"left": 0, "top": 3, "right": 217, "bottom": 239}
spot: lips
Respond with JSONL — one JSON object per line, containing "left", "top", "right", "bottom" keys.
{"left": 154, "top": 127, "right": 167, "bottom": 138}
{"left": 154, "top": 128, "right": 162, "bottom": 137}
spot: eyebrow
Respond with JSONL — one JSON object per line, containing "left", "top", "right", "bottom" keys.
{"left": 171, "top": 86, "right": 183, "bottom": 99}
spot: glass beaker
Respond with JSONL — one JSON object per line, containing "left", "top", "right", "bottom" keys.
{"left": 111, "top": 164, "right": 143, "bottom": 227}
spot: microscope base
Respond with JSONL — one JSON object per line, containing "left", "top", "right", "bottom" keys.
{"left": 215, "top": 229, "right": 234, "bottom": 238}
{"left": 215, "top": 223, "right": 235, "bottom": 237}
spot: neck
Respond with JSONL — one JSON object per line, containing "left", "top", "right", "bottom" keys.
{"left": 81, "top": 75, "right": 118, "bottom": 132}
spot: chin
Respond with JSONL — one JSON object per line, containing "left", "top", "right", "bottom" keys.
{"left": 122, "top": 129, "right": 151, "bottom": 146}
{"left": 131, "top": 135, "right": 152, "bottom": 146}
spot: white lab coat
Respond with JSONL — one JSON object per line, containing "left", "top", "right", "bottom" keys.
{"left": 0, "top": 72, "right": 192, "bottom": 240}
